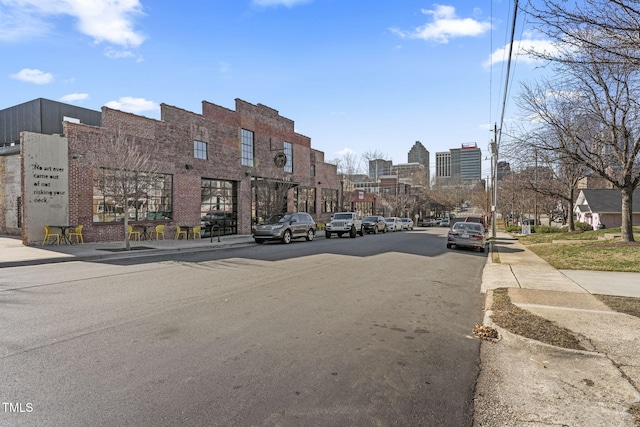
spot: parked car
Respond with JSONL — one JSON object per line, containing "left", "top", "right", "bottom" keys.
{"left": 253, "top": 212, "right": 316, "bottom": 244}
{"left": 400, "top": 218, "right": 414, "bottom": 230}
{"left": 362, "top": 215, "right": 387, "bottom": 234}
{"left": 385, "top": 217, "right": 403, "bottom": 232}
{"left": 325, "top": 212, "right": 364, "bottom": 238}
{"left": 421, "top": 218, "right": 436, "bottom": 227}
{"left": 440, "top": 218, "right": 450, "bottom": 227}
{"left": 447, "top": 222, "right": 486, "bottom": 252}
{"left": 435, "top": 217, "right": 444, "bottom": 225}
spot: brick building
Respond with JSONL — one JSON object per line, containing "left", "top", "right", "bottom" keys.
{"left": 4, "top": 98, "right": 342, "bottom": 244}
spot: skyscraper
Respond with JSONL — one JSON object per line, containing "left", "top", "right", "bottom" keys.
{"left": 435, "top": 143, "right": 481, "bottom": 186}
{"left": 368, "top": 159, "right": 392, "bottom": 179}
{"left": 407, "top": 141, "right": 430, "bottom": 186}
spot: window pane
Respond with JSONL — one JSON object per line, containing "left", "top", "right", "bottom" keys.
{"left": 284, "top": 141, "right": 292, "bottom": 173}
{"left": 201, "top": 178, "right": 238, "bottom": 235}
{"left": 241, "top": 129, "right": 254, "bottom": 167}
{"left": 194, "top": 140, "right": 207, "bottom": 160}
{"left": 93, "top": 169, "right": 173, "bottom": 222}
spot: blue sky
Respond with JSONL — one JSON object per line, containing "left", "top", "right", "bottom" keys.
{"left": 1, "top": 0, "right": 551, "bottom": 178}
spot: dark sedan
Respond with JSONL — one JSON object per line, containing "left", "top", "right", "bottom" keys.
{"left": 362, "top": 215, "right": 387, "bottom": 234}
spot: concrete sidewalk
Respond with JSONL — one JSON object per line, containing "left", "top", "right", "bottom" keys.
{"left": 0, "top": 233, "right": 256, "bottom": 268}
{"left": 475, "top": 233, "right": 640, "bottom": 426}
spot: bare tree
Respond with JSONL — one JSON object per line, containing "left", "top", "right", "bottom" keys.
{"left": 251, "top": 178, "right": 291, "bottom": 223}
{"left": 330, "top": 151, "right": 362, "bottom": 178}
{"left": 89, "top": 129, "right": 160, "bottom": 250}
{"left": 520, "top": 1, "right": 640, "bottom": 241}
{"left": 361, "top": 149, "right": 389, "bottom": 179}
{"left": 505, "top": 121, "right": 589, "bottom": 231}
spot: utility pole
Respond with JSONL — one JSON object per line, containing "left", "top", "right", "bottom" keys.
{"left": 490, "top": 123, "right": 498, "bottom": 239}
{"left": 534, "top": 147, "right": 538, "bottom": 226}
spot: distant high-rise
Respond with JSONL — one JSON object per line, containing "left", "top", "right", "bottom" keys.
{"left": 407, "top": 141, "right": 430, "bottom": 185}
{"left": 368, "top": 159, "right": 392, "bottom": 179}
{"left": 435, "top": 143, "right": 481, "bottom": 186}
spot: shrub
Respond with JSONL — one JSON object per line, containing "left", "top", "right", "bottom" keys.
{"left": 533, "top": 226, "right": 563, "bottom": 233}
{"left": 575, "top": 222, "right": 593, "bottom": 231}
{"left": 506, "top": 225, "right": 522, "bottom": 233}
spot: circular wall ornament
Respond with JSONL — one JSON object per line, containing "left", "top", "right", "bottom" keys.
{"left": 274, "top": 152, "right": 287, "bottom": 168}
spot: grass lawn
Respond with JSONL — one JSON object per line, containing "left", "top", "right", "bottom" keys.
{"left": 515, "top": 226, "right": 640, "bottom": 272}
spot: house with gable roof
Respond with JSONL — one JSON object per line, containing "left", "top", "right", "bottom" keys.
{"left": 574, "top": 189, "right": 640, "bottom": 229}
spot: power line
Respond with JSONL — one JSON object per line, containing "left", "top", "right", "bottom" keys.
{"left": 497, "top": 0, "right": 520, "bottom": 151}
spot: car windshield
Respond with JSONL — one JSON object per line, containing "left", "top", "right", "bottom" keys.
{"left": 385, "top": 218, "right": 395, "bottom": 222}
{"left": 363, "top": 216, "right": 378, "bottom": 222}
{"left": 263, "top": 214, "right": 292, "bottom": 224}
{"left": 333, "top": 213, "right": 354, "bottom": 220}
{"left": 401, "top": 218, "right": 409, "bottom": 222}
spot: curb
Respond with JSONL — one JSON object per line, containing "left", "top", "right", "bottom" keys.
{"left": 0, "top": 240, "right": 255, "bottom": 268}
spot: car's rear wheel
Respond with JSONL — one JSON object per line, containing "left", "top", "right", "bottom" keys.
{"left": 282, "top": 230, "right": 292, "bottom": 244}
{"left": 479, "top": 246, "right": 485, "bottom": 252}
{"left": 306, "top": 229, "right": 315, "bottom": 241}
{"left": 350, "top": 227, "right": 357, "bottom": 238}
{"left": 255, "top": 239, "right": 265, "bottom": 244}
{"left": 326, "top": 231, "right": 332, "bottom": 238}
{"left": 358, "top": 226, "right": 364, "bottom": 236}
{"left": 446, "top": 243, "right": 452, "bottom": 249}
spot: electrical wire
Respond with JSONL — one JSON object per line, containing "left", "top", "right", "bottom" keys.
{"left": 497, "top": 0, "right": 520, "bottom": 152}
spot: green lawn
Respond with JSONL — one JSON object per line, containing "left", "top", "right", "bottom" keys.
{"left": 513, "top": 226, "right": 640, "bottom": 272}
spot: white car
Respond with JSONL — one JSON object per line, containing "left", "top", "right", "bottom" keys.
{"left": 385, "top": 217, "right": 403, "bottom": 232}
{"left": 400, "top": 218, "right": 414, "bottom": 230}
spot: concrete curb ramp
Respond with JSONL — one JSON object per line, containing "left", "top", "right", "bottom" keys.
{"left": 474, "top": 233, "right": 640, "bottom": 427}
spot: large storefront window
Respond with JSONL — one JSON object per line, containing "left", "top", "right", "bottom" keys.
{"left": 201, "top": 179, "right": 237, "bottom": 235}
{"left": 251, "top": 177, "right": 292, "bottom": 224}
{"left": 322, "top": 189, "right": 338, "bottom": 213}
{"left": 296, "top": 187, "right": 315, "bottom": 214}
{"left": 93, "top": 169, "right": 173, "bottom": 222}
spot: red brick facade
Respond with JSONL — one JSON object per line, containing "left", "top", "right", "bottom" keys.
{"left": 63, "top": 98, "right": 341, "bottom": 242}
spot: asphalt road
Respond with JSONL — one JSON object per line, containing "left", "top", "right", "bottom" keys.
{"left": 1, "top": 227, "right": 487, "bottom": 426}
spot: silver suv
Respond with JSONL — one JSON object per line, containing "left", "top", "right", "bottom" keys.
{"left": 253, "top": 213, "right": 316, "bottom": 244}
{"left": 325, "top": 212, "right": 363, "bottom": 238}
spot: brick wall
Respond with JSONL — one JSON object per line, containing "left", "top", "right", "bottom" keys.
{"left": 61, "top": 99, "right": 341, "bottom": 242}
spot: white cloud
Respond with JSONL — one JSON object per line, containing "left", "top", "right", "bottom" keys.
{"left": 104, "top": 48, "right": 136, "bottom": 59}
{"left": 60, "top": 93, "right": 89, "bottom": 102}
{"left": 0, "top": 4, "right": 52, "bottom": 40}
{"left": 484, "top": 38, "right": 557, "bottom": 68}
{"left": 391, "top": 5, "right": 491, "bottom": 43}
{"left": 105, "top": 97, "right": 159, "bottom": 115}
{"left": 252, "top": 0, "right": 311, "bottom": 8}
{"left": 0, "top": 0, "right": 145, "bottom": 47}
{"left": 10, "top": 68, "right": 53, "bottom": 84}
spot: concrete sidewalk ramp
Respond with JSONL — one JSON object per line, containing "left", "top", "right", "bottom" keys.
{"left": 475, "top": 323, "right": 640, "bottom": 426}
{"left": 509, "top": 289, "right": 640, "bottom": 395}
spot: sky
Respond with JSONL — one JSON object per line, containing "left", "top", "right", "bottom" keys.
{"left": 1, "top": 0, "right": 552, "bottom": 179}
